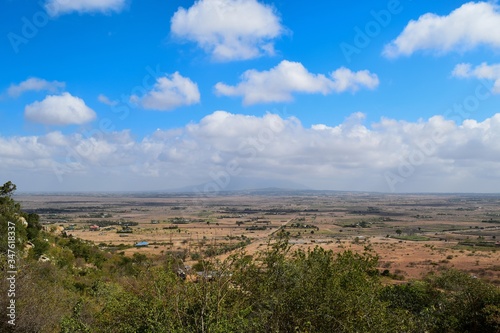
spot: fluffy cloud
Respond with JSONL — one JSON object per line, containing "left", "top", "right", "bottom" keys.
{"left": 384, "top": 2, "right": 500, "bottom": 58}
{"left": 3, "top": 111, "right": 500, "bottom": 192}
{"left": 215, "top": 60, "right": 379, "bottom": 105}
{"left": 130, "top": 72, "right": 200, "bottom": 111}
{"left": 44, "top": 0, "right": 126, "bottom": 16}
{"left": 452, "top": 62, "right": 500, "bottom": 93}
{"left": 7, "top": 77, "right": 65, "bottom": 98}
{"left": 329, "top": 67, "right": 380, "bottom": 92}
{"left": 24, "top": 92, "right": 96, "bottom": 125}
{"left": 170, "top": 0, "right": 285, "bottom": 61}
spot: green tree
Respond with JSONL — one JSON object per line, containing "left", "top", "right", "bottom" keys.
{"left": 0, "top": 181, "right": 16, "bottom": 197}
{"left": 426, "top": 270, "right": 500, "bottom": 332}
{"left": 0, "top": 181, "right": 26, "bottom": 254}
{"left": 233, "top": 234, "right": 415, "bottom": 332}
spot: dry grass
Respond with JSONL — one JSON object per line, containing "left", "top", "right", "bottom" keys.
{"left": 18, "top": 192, "right": 500, "bottom": 282}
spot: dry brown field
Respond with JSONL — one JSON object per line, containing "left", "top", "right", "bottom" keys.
{"left": 17, "top": 191, "right": 500, "bottom": 284}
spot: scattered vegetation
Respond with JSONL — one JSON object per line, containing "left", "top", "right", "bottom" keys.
{"left": 392, "top": 235, "right": 431, "bottom": 241}
{"left": 1, "top": 182, "right": 499, "bottom": 332}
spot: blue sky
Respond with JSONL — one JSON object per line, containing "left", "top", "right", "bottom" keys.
{"left": 1, "top": 0, "right": 500, "bottom": 193}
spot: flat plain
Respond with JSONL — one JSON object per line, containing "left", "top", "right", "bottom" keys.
{"left": 17, "top": 191, "right": 500, "bottom": 284}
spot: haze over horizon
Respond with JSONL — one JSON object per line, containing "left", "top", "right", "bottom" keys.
{"left": 2, "top": 0, "right": 500, "bottom": 193}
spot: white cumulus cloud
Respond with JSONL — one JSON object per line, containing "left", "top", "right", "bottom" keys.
{"left": 452, "top": 62, "right": 500, "bottom": 93}
{"left": 3, "top": 111, "right": 500, "bottom": 192}
{"left": 24, "top": 92, "right": 96, "bottom": 125}
{"left": 131, "top": 72, "right": 200, "bottom": 111}
{"left": 215, "top": 60, "right": 379, "bottom": 105}
{"left": 45, "top": 0, "right": 127, "bottom": 16}
{"left": 170, "top": 0, "right": 285, "bottom": 61}
{"left": 329, "top": 67, "right": 380, "bottom": 92}
{"left": 7, "top": 77, "right": 65, "bottom": 98}
{"left": 383, "top": 1, "right": 500, "bottom": 58}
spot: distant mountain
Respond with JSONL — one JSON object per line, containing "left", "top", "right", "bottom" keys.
{"left": 172, "top": 176, "right": 311, "bottom": 194}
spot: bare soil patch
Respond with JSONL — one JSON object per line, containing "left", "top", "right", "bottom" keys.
{"left": 18, "top": 192, "right": 500, "bottom": 283}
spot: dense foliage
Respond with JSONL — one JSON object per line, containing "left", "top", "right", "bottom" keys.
{"left": 1, "top": 182, "right": 499, "bottom": 332}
